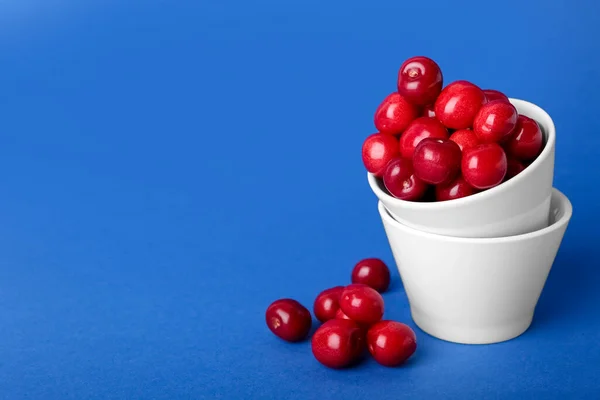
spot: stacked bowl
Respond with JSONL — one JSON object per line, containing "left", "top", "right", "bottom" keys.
{"left": 366, "top": 72, "right": 573, "bottom": 344}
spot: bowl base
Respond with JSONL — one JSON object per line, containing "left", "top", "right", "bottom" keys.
{"left": 411, "top": 307, "right": 533, "bottom": 345}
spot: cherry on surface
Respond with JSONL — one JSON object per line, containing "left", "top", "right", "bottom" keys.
{"left": 339, "top": 284, "right": 384, "bottom": 325}
{"left": 335, "top": 308, "right": 352, "bottom": 320}
{"left": 351, "top": 258, "right": 391, "bottom": 293}
{"left": 313, "top": 286, "right": 345, "bottom": 323}
{"left": 367, "top": 321, "right": 417, "bottom": 367}
{"left": 311, "top": 319, "right": 366, "bottom": 369}
{"left": 265, "top": 299, "right": 312, "bottom": 342}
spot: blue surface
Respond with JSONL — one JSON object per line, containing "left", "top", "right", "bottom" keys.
{"left": 0, "top": 0, "right": 599, "bottom": 398}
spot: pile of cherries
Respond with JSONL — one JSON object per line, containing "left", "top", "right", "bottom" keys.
{"left": 265, "top": 258, "right": 417, "bottom": 369}
{"left": 362, "top": 56, "right": 544, "bottom": 202}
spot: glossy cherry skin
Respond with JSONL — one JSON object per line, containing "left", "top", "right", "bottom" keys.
{"left": 383, "top": 157, "right": 429, "bottom": 201}
{"left": 362, "top": 133, "right": 400, "bottom": 177}
{"left": 311, "top": 319, "right": 366, "bottom": 369}
{"left": 398, "top": 117, "right": 449, "bottom": 159}
{"left": 434, "top": 80, "right": 486, "bottom": 129}
{"left": 351, "top": 258, "right": 391, "bottom": 293}
{"left": 435, "top": 175, "right": 477, "bottom": 201}
{"left": 483, "top": 89, "right": 510, "bottom": 103}
{"left": 367, "top": 321, "right": 417, "bottom": 367}
{"left": 265, "top": 299, "right": 312, "bottom": 342}
{"left": 423, "top": 104, "right": 436, "bottom": 118}
{"left": 461, "top": 143, "right": 508, "bottom": 189}
{"left": 449, "top": 129, "right": 480, "bottom": 152}
{"left": 397, "top": 56, "right": 443, "bottom": 106}
{"left": 339, "top": 284, "right": 384, "bottom": 325}
{"left": 412, "top": 138, "right": 462, "bottom": 185}
{"left": 374, "top": 93, "right": 418, "bottom": 135}
{"left": 505, "top": 157, "right": 526, "bottom": 181}
{"left": 313, "top": 286, "right": 345, "bottom": 323}
{"left": 335, "top": 308, "right": 352, "bottom": 320}
{"left": 473, "top": 100, "right": 518, "bottom": 143}
{"left": 504, "top": 115, "right": 543, "bottom": 161}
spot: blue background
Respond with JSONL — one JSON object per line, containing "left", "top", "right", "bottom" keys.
{"left": 0, "top": 0, "right": 598, "bottom": 398}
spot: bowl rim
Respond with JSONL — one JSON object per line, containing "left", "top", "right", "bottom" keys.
{"left": 368, "top": 98, "right": 555, "bottom": 209}
{"left": 378, "top": 188, "right": 572, "bottom": 244}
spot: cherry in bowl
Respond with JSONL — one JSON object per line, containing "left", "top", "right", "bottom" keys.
{"left": 461, "top": 143, "right": 508, "bottom": 190}
{"left": 504, "top": 115, "right": 544, "bottom": 161}
{"left": 473, "top": 100, "right": 518, "bottom": 143}
{"left": 434, "top": 80, "right": 486, "bottom": 130}
{"left": 397, "top": 56, "right": 443, "bottom": 106}
{"left": 435, "top": 175, "right": 477, "bottom": 201}
{"left": 412, "top": 138, "right": 462, "bottom": 185}
{"left": 483, "top": 89, "right": 509, "bottom": 103}
{"left": 398, "top": 117, "right": 449, "bottom": 160}
{"left": 505, "top": 157, "right": 526, "bottom": 181}
{"left": 449, "top": 129, "right": 480, "bottom": 152}
{"left": 362, "top": 133, "right": 400, "bottom": 177}
{"left": 383, "top": 157, "right": 429, "bottom": 201}
{"left": 374, "top": 93, "right": 418, "bottom": 135}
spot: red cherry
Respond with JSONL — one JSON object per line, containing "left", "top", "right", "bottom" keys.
{"left": 374, "top": 93, "right": 419, "bottom": 135}
{"left": 449, "top": 129, "right": 480, "bottom": 152}
{"left": 339, "top": 285, "right": 384, "bottom": 325}
{"left": 461, "top": 143, "right": 507, "bottom": 189}
{"left": 397, "top": 56, "right": 443, "bottom": 106}
{"left": 483, "top": 89, "right": 510, "bottom": 103}
{"left": 473, "top": 100, "right": 518, "bottom": 143}
{"left": 311, "top": 319, "right": 365, "bottom": 369}
{"left": 412, "top": 138, "right": 462, "bottom": 185}
{"left": 367, "top": 321, "right": 417, "bottom": 367}
{"left": 398, "top": 117, "right": 449, "bottom": 159}
{"left": 504, "top": 115, "right": 543, "bottom": 161}
{"left": 313, "top": 286, "right": 345, "bottom": 323}
{"left": 351, "top": 258, "right": 391, "bottom": 293}
{"left": 382, "top": 157, "right": 429, "bottom": 201}
{"left": 434, "top": 80, "right": 486, "bottom": 129}
{"left": 505, "top": 157, "right": 526, "bottom": 181}
{"left": 265, "top": 299, "right": 312, "bottom": 342}
{"left": 336, "top": 308, "right": 352, "bottom": 320}
{"left": 362, "top": 133, "right": 400, "bottom": 177}
{"left": 423, "top": 104, "right": 436, "bottom": 118}
{"left": 435, "top": 175, "right": 477, "bottom": 201}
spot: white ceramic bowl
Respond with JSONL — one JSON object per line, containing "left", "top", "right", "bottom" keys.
{"left": 368, "top": 98, "right": 555, "bottom": 238}
{"left": 378, "top": 187, "right": 572, "bottom": 344}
